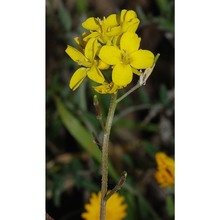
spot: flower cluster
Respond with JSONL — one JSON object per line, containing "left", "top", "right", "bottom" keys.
{"left": 65, "top": 9, "right": 155, "bottom": 94}
{"left": 155, "top": 152, "right": 175, "bottom": 187}
{"left": 81, "top": 191, "right": 127, "bottom": 220}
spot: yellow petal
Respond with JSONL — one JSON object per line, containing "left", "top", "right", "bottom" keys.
{"left": 99, "top": 46, "right": 121, "bottom": 65}
{"left": 120, "top": 9, "right": 127, "bottom": 23}
{"left": 123, "top": 18, "right": 140, "bottom": 32}
{"left": 105, "top": 26, "right": 121, "bottom": 37}
{"left": 87, "top": 65, "right": 105, "bottom": 83}
{"left": 112, "top": 63, "right": 133, "bottom": 86}
{"left": 74, "top": 32, "right": 88, "bottom": 48}
{"left": 65, "top": 45, "right": 91, "bottom": 67}
{"left": 124, "top": 10, "right": 137, "bottom": 21}
{"left": 130, "top": 50, "right": 154, "bottom": 69}
{"left": 97, "top": 60, "right": 110, "bottom": 70}
{"left": 84, "top": 38, "right": 98, "bottom": 62}
{"left": 82, "top": 17, "right": 100, "bottom": 30}
{"left": 83, "top": 32, "right": 100, "bottom": 42}
{"left": 93, "top": 83, "right": 110, "bottom": 94}
{"left": 73, "top": 37, "right": 80, "bottom": 46}
{"left": 69, "top": 67, "right": 87, "bottom": 91}
{"left": 132, "top": 67, "right": 141, "bottom": 75}
{"left": 93, "top": 82, "right": 119, "bottom": 94}
{"left": 105, "top": 14, "right": 119, "bottom": 27}
{"left": 120, "top": 32, "right": 140, "bottom": 54}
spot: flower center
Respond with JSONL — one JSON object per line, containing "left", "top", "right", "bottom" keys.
{"left": 122, "top": 52, "right": 130, "bottom": 65}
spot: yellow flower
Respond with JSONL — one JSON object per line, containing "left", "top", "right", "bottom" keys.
{"left": 155, "top": 152, "right": 175, "bottom": 187}
{"left": 82, "top": 9, "right": 140, "bottom": 45}
{"left": 65, "top": 38, "right": 105, "bottom": 91}
{"left": 82, "top": 14, "right": 121, "bottom": 44}
{"left": 99, "top": 32, "right": 154, "bottom": 87}
{"left": 81, "top": 192, "right": 127, "bottom": 220}
{"left": 93, "top": 82, "right": 122, "bottom": 94}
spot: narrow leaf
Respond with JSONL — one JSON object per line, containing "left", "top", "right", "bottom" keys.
{"left": 54, "top": 95, "right": 119, "bottom": 181}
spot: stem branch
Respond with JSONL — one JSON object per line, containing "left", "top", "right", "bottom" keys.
{"left": 104, "top": 171, "right": 127, "bottom": 201}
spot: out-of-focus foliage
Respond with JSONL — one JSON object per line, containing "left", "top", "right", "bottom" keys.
{"left": 46, "top": 0, "right": 174, "bottom": 219}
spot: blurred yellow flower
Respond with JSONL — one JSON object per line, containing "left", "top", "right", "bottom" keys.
{"left": 155, "top": 152, "right": 174, "bottom": 187}
{"left": 81, "top": 192, "right": 127, "bottom": 220}
{"left": 99, "top": 32, "right": 154, "bottom": 86}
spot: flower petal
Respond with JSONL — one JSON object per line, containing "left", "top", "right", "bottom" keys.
{"left": 120, "top": 9, "right": 127, "bottom": 23}
{"left": 69, "top": 67, "right": 87, "bottom": 91}
{"left": 97, "top": 60, "right": 110, "bottom": 70}
{"left": 84, "top": 38, "right": 98, "bottom": 62}
{"left": 105, "top": 14, "right": 119, "bottom": 27}
{"left": 93, "top": 83, "right": 111, "bottom": 94}
{"left": 83, "top": 32, "right": 100, "bottom": 42}
{"left": 112, "top": 63, "right": 133, "bottom": 86}
{"left": 120, "top": 32, "right": 140, "bottom": 54}
{"left": 82, "top": 17, "right": 100, "bottom": 30}
{"left": 130, "top": 50, "right": 154, "bottom": 69}
{"left": 99, "top": 46, "right": 121, "bottom": 65}
{"left": 124, "top": 10, "right": 137, "bottom": 21}
{"left": 123, "top": 18, "right": 140, "bottom": 32}
{"left": 105, "top": 26, "right": 121, "bottom": 37}
{"left": 87, "top": 65, "right": 105, "bottom": 83}
{"left": 65, "top": 45, "right": 91, "bottom": 67}
{"left": 93, "top": 82, "right": 120, "bottom": 94}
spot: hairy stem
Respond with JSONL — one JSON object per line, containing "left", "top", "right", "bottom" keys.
{"left": 100, "top": 93, "right": 118, "bottom": 220}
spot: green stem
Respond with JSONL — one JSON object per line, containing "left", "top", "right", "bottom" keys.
{"left": 116, "top": 84, "right": 140, "bottom": 104}
{"left": 100, "top": 93, "right": 118, "bottom": 220}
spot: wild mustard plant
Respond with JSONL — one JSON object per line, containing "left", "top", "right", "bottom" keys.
{"left": 65, "top": 9, "right": 159, "bottom": 220}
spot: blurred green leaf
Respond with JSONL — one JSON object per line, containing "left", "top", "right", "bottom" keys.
{"left": 58, "top": 3, "right": 72, "bottom": 32}
{"left": 76, "top": 0, "right": 88, "bottom": 14}
{"left": 121, "top": 191, "right": 136, "bottom": 220}
{"left": 138, "top": 87, "right": 150, "bottom": 104}
{"left": 137, "top": 195, "right": 160, "bottom": 220}
{"left": 55, "top": 95, "right": 101, "bottom": 161}
{"left": 159, "top": 84, "right": 169, "bottom": 106}
{"left": 122, "top": 154, "right": 134, "bottom": 167}
{"left": 145, "top": 123, "right": 159, "bottom": 132}
{"left": 71, "top": 159, "right": 82, "bottom": 172}
{"left": 142, "top": 141, "right": 158, "bottom": 157}
{"left": 54, "top": 95, "right": 119, "bottom": 182}
{"left": 52, "top": 177, "right": 64, "bottom": 207}
{"left": 155, "top": 0, "right": 169, "bottom": 13}
{"left": 80, "top": 179, "right": 99, "bottom": 192}
{"left": 166, "top": 194, "right": 174, "bottom": 217}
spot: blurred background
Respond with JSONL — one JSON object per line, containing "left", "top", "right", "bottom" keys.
{"left": 46, "top": 0, "right": 174, "bottom": 219}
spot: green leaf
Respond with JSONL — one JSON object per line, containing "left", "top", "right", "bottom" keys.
{"left": 166, "top": 194, "right": 174, "bottom": 217}
{"left": 58, "top": 3, "right": 72, "bottom": 32}
{"left": 76, "top": 0, "right": 88, "bottom": 14}
{"left": 155, "top": 0, "right": 169, "bottom": 13}
{"left": 137, "top": 195, "right": 160, "bottom": 220}
{"left": 142, "top": 141, "right": 158, "bottom": 157}
{"left": 121, "top": 191, "right": 136, "bottom": 220}
{"left": 54, "top": 95, "right": 119, "bottom": 182}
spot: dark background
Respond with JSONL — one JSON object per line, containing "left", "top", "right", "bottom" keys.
{"left": 46, "top": 0, "right": 174, "bottom": 219}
